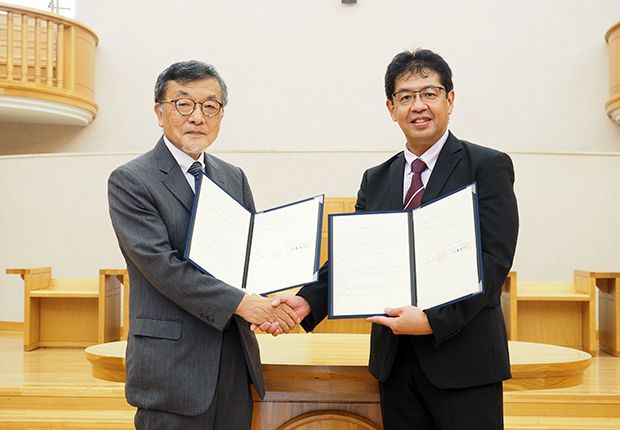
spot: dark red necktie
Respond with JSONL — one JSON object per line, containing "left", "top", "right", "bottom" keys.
{"left": 404, "top": 158, "right": 427, "bottom": 210}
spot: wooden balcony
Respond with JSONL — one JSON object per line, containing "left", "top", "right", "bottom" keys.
{"left": 0, "top": 3, "right": 98, "bottom": 125}
{"left": 606, "top": 20, "right": 620, "bottom": 124}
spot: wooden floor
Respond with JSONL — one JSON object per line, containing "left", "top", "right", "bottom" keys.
{"left": 1, "top": 330, "right": 619, "bottom": 430}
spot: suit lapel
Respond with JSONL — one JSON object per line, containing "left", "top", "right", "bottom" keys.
{"left": 203, "top": 154, "right": 229, "bottom": 193}
{"left": 422, "top": 132, "right": 463, "bottom": 203}
{"left": 154, "top": 138, "right": 195, "bottom": 213}
{"left": 388, "top": 153, "right": 406, "bottom": 210}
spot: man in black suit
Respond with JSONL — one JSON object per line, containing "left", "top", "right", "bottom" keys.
{"left": 265, "top": 49, "right": 519, "bottom": 429}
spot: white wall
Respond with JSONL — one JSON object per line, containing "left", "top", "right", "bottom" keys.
{"left": 1, "top": 0, "right": 619, "bottom": 321}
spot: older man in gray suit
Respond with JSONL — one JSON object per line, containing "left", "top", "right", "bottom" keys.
{"left": 108, "top": 60, "right": 299, "bottom": 430}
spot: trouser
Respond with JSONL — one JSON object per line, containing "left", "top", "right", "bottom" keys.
{"left": 380, "top": 337, "right": 503, "bottom": 430}
{"left": 135, "top": 321, "right": 253, "bottom": 430}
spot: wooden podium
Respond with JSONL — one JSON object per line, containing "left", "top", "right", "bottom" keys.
{"left": 85, "top": 334, "right": 591, "bottom": 429}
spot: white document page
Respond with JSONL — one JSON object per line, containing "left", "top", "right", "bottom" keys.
{"left": 412, "top": 185, "right": 481, "bottom": 310}
{"left": 331, "top": 212, "right": 412, "bottom": 317}
{"left": 187, "top": 175, "right": 252, "bottom": 289}
{"left": 245, "top": 197, "right": 322, "bottom": 294}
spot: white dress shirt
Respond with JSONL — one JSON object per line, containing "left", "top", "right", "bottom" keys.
{"left": 163, "top": 136, "right": 204, "bottom": 194}
{"left": 402, "top": 129, "right": 449, "bottom": 203}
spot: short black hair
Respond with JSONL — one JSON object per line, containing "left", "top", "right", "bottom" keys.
{"left": 154, "top": 60, "right": 228, "bottom": 106}
{"left": 384, "top": 49, "right": 453, "bottom": 100}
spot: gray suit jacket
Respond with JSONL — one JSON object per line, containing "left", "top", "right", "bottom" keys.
{"left": 108, "top": 138, "right": 264, "bottom": 416}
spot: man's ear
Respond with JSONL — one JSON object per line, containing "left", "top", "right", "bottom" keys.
{"left": 386, "top": 99, "right": 397, "bottom": 122}
{"left": 154, "top": 103, "right": 163, "bottom": 127}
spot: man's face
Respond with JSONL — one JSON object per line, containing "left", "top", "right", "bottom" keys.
{"left": 155, "top": 78, "right": 224, "bottom": 159}
{"left": 386, "top": 71, "right": 454, "bottom": 156}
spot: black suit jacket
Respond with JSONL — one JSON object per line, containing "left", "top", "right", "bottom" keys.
{"left": 299, "top": 132, "right": 519, "bottom": 389}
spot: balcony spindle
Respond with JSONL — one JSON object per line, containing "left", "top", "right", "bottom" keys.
{"left": 34, "top": 17, "right": 41, "bottom": 84}
{"left": 21, "top": 14, "right": 27, "bottom": 81}
{"left": 6, "top": 11, "right": 13, "bottom": 80}
{"left": 46, "top": 19, "right": 52, "bottom": 86}
{"left": 56, "top": 23, "right": 63, "bottom": 88}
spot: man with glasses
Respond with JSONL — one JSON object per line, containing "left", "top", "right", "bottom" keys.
{"left": 108, "top": 60, "right": 299, "bottom": 429}
{"left": 271, "top": 49, "right": 519, "bottom": 429}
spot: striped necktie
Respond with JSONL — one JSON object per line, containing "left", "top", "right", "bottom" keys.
{"left": 188, "top": 161, "right": 203, "bottom": 193}
{"left": 404, "top": 158, "right": 427, "bottom": 210}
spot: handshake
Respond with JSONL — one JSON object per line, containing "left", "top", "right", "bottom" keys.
{"left": 234, "top": 293, "right": 312, "bottom": 336}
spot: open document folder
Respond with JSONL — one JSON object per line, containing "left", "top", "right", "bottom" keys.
{"left": 328, "top": 183, "right": 483, "bottom": 318}
{"left": 185, "top": 173, "right": 324, "bottom": 295}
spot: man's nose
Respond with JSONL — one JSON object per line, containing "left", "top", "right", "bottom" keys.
{"left": 188, "top": 104, "right": 206, "bottom": 124}
{"left": 410, "top": 94, "right": 428, "bottom": 111}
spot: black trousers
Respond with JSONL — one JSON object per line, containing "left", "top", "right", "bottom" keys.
{"left": 135, "top": 321, "right": 253, "bottom": 430}
{"left": 379, "top": 337, "right": 503, "bottom": 430}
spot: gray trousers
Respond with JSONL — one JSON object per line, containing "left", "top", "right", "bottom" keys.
{"left": 135, "top": 321, "right": 253, "bottom": 430}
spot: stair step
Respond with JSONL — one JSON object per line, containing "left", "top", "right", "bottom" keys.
{"left": 505, "top": 415, "right": 620, "bottom": 430}
{"left": 0, "top": 408, "right": 135, "bottom": 430}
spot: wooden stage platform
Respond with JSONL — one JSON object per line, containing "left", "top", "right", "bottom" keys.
{"left": 1, "top": 330, "right": 620, "bottom": 429}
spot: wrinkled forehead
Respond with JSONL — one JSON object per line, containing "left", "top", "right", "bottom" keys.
{"left": 164, "top": 78, "right": 222, "bottom": 99}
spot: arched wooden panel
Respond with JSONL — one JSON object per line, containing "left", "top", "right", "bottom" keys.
{"left": 277, "top": 410, "right": 380, "bottom": 430}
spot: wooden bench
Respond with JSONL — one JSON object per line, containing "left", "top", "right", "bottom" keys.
{"left": 501, "top": 271, "right": 597, "bottom": 353}
{"left": 575, "top": 270, "right": 620, "bottom": 356}
{"left": 6, "top": 267, "right": 127, "bottom": 351}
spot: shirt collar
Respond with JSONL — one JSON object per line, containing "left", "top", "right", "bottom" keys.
{"left": 163, "top": 135, "right": 204, "bottom": 173}
{"left": 403, "top": 128, "right": 449, "bottom": 173}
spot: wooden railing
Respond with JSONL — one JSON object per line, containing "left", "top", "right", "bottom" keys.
{"left": 0, "top": 3, "right": 98, "bottom": 121}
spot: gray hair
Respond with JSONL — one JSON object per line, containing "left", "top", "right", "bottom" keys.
{"left": 154, "top": 60, "right": 228, "bottom": 106}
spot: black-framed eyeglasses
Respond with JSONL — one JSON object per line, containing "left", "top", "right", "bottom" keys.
{"left": 392, "top": 86, "right": 446, "bottom": 106}
{"left": 159, "top": 98, "right": 223, "bottom": 117}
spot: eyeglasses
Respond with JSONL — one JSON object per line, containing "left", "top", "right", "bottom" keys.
{"left": 392, "top": 86, "right": 446, "bottom": 106}
{"left": 159, "top": 98, "right": 223, "bottom": 117}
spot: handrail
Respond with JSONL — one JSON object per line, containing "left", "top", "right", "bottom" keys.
{"left": 0, "top": 3, "right": 99, "bottom": 123}
{"left": 0, "top": 3, "right": 96, "bottom": 38}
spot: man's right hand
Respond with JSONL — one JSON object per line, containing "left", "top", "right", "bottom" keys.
{"left": 251, "top": 295, "right": 311, "bottom": 336}
{"left": 234, "top": 293, "right": 300, "bottom": 334}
